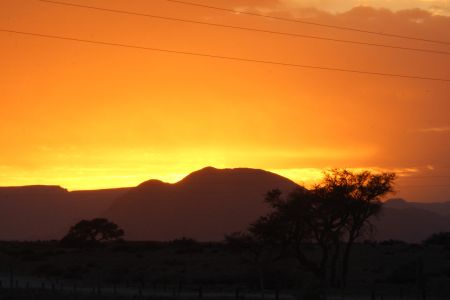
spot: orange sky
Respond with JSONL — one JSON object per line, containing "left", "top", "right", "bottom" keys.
{"left": 1, "top": 0, "right": 449, "bottom": 201}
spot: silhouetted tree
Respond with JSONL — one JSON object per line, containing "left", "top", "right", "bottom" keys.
{"left": 241, "top": 169, "right": 395, "bottom": 292}
{"left": 61, "top": 218, "right": 124, "bottom": 247}
{"left": 225, "top": 224, "right": 283, "bottom": 294}
{"left": 326, "top": 170, "right": 395, "bottom": 286}
{"left": 257, "top": 187, "right": 347, "bottom": 288}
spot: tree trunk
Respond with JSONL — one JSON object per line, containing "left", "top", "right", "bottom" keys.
{"left": 258, "top": 265, "right": 265, "bottom": 299}
{"left": 341, "top": 237, "right": 355, "bottom": 287}
{"left": 329, "top": 242, "right": 340, "bottom": 287}
{"left": 319, "top": 243, "right": 329, "bottom": 285}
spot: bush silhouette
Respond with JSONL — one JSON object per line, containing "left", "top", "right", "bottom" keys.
{"left": 423, "top": 232, "right": 450, "bottom": 246}
{"left": 61, "top": 218, "right": 124, "bottom": 248}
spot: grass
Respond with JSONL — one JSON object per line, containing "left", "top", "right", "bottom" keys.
{"left": 0, "top": 241, "right": 449, "bottom": 299}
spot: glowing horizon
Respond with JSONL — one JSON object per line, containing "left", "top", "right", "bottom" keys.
{"left": 1, "top": 0, "right": 449, "bottom": 201}
{"left": 0, "top": 164, "right": 422, "bottom": 192}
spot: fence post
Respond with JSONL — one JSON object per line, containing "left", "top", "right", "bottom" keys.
{"left": 275, "top": 288, "right": 280, "bottom": 300}
{"left": 422, "top": 289, "right": 427, "bottom": 300}
{"left": 178, "top": 281, "right": 183, "bottom": 295}
{"left": 9, "top": 265, "right": 14, "bottom": 289}
{"left": 235, "top": 287, "right": 241, "bottom": 299}
{"left": 198, "top": 286, "right": 203, "bottom": 298}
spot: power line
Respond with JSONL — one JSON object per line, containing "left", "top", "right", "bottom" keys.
{"left": 164, "top": 0, "right": 450, "bottom": 46}
{"left": 398, "top": 175, "right": 450, "bottom": 179}
{"left": 37, "top": 0, "right": 450, "bottom": 56}
{"left": 1, "top": 28, "right": 450, "bottom": 82}
{"left": 398, "top": 185, "right": 450, "bottom": 188}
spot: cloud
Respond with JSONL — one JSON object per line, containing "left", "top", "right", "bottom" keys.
{"left": 233, "top": 0, "right": 450, "bottom": 33}
{"left": 271, "top": 166, "right": 420, "bottom": 187}
{"left": 279, "top": 0, "right": 450, "bottom": 15}
{"left": 419, "top": 127, "right": 450, "bottom": 133}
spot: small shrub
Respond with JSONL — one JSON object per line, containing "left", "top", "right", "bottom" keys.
{"left": 423, "top": 232, "right": 450, "bottom": 246}
{"left": 380, "top": 239, "right": 407, "bottom": 246}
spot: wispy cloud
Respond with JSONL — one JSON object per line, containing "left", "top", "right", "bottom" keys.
{"left": 280, "top": 0, "right": 450, "bottom": 15}
{"left": 419, "top": 127, "right": 450, "bottom": 133}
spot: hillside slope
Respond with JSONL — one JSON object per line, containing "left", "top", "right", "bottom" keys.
{"left": 0, "top": 186, "right": 130, "bottom": 240}
{"left": 104, "top": 167, "right": 299, "bottom": 241}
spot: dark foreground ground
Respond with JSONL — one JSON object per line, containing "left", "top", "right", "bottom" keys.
{"left": 0, "top": 240, "right": 449, "bottom": 299}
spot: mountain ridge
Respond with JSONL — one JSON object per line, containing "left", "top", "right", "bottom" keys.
{"left": 104, "top": 166, "right": 299, "bottom": 241}
{"left": 0, "top": 167, "right": 449, "bottom": 242}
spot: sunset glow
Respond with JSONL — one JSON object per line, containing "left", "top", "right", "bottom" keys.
{"left": 1, "top": 0, "right": 449, "bottom": 201}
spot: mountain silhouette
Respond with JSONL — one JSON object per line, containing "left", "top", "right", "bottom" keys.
{"left": 0, "top": 186, "right": 130, "bottom": 240}
{"left": 1, "top": 168, "right": 449, "bottom": 242}
{"left": 385, "top": 198, "right": 450, "bottom": 217}
{"left": 104, "top": 167, "right": 299, "bottom": 241}
{"left": 374, "top": 206, "right": 450, "bottom": 243}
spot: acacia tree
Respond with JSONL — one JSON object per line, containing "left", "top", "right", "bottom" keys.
{"left": 239, "top": 169, "right": 395, "bottom": 290}
{"left": 61, "top": 218, "right": 124, "bottom": 247}
{"left": 323, "top": 170, "right": 396, "bottom": 286}
{"left": 226, "top": 231, "right": 270, "bottom": 293}
{"left": 225, "top": 209, "right": 289, "bottom": 293}
{"left": 256, "top": 187, "right": 348, "bottom": 284}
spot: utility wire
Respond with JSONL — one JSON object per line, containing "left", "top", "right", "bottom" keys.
{"left": 399, "top": 176, "right": 450, "bottom": 179}
{"left": 163, "top": 0, "right": 450, "bottom": 46}
{"left": 36, "top": 0, "right": 450, "bottom": 56}
{"left": 399, "top": 185, "right": 450, "bottom": 188}
{"left": 1, "top": 28, "right": 449, "bottom": 82}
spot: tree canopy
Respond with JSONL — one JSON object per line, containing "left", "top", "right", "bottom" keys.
{"left": 228, "top": 169, "right": 395, "bottom": 290}
{"left": 61, "top": 218, "right": 124, "bottom": 247}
